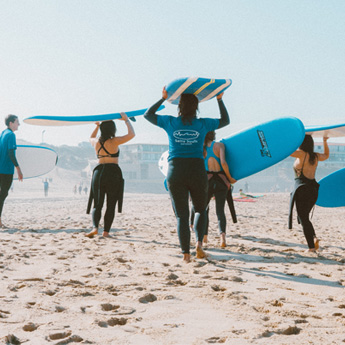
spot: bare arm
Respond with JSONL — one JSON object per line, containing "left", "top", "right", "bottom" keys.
{"left": 113, "top": 112, "right": 135, "bottom": 145}
{"left": 317, "top": 137, "right": 329, "bottom": 161}
{"left": 218, "top": 143, "right": 236, "bottom": 184}
{"left": 90, "top": 122, "right": 100, "bottom": 147}
{"left": 216, "top": 93, "right": 230, "bottom": 129}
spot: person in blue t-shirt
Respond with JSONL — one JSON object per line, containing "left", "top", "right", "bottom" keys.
{"left": 144, "top": 87, "right": 230, "bottom": 263}
{"left": 0, "top": 114, "right": 23, "bottom": 228}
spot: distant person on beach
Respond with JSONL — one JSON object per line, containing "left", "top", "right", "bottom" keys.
{"left": 43, "top": 179, "right": 49, "bottom": 197}
{"left": 289, "top": 135, "right": 329, "bottom": 252}
{"left": 201, "top": 130, "right": 236, "bottom": 248}
{"left": 86, "top": 113, "right": 135, "bottom": 238}
{"left": 144, "top": 87, "right": 230, "bottom": 263}
{"left": 0, "top": 115, "right": 23, "bottom": 228}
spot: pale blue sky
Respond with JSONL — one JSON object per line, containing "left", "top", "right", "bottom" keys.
{"left": 1, "top": 0, "right": 345, "bottom": 146}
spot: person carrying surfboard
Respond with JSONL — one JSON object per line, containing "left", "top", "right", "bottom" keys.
{"left": 0, "top": 114, "right": 23, "bottom": 229}
{"left": 144, "top": 87, "right": 230, "bottom": 263}
{"left": 86, "top": 112, "right": 135, "bottom": 238}
{"left": 202, "top": 130, "right": 236, "bottom": 248}
{"left": 289, "top": 135, "right": 329, "bottom": 252}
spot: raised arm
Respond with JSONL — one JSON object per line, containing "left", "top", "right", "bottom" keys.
{"left": 90, "top": 122, "right": 100, "bottom": 147}
{"left": 317, "top": 137, "right": 329, "bottom": 161}
{"left": 113, "top": 112, "right": 135, "bottom": 145}
{"left": 216, "top": 93, "right": 230, "bottom": 129}
{"left": 144, "top": 87, "right": 167, "bottom": 125}
{"left": 218, "top": 143, "right": 236, "bottom": 184}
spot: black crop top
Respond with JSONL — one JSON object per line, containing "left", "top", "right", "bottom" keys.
{"left": 97, "top": 141, "right": 120, "bottom": 159}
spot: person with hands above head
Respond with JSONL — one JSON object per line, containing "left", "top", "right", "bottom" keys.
{"left": 289, "top": 135, "right": 329, "bottom": 252}
{"left": 86, "top": 112, "right": 135, "bottom": 238}
{"left": 144, "top": 87, "right": 230, "bottom": 263}
{"left": 0, "top": 114, "right": 23, "bottom": 229}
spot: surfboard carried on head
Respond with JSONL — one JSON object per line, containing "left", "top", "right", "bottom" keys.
{"left": 158, "top": 117, "right": 305, "bottom": 181}
{"left": 23, "top": 106, "right": 165, "bottom": 126}
{"left": 305, "top": 122, "right": 345, "bottom": 138}
{"left": 316, "top": 168, "right": 345, "bottom": 207}
{"left": 166, "top": 77, "right": 232, "bottom": 105}
{"left": 14, "top": 145, "right": 58, "bottom": 180}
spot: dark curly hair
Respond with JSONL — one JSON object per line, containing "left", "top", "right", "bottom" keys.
{"left": 178, "top": 94, "right": 199, "bottom": 125}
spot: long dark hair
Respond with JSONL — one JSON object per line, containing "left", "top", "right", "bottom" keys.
{"left": 203, "top": 131, "right": 216, "bottom": 156}
{"left": 300, "top": 134, "right": 317, "bottom": 165}
{"left": 178, "top": 94, "right": 199, "bottom": 125}
{"left": 99, "top": 120, "right": 116, "bottom": 144}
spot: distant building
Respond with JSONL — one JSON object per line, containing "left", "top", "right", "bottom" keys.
{"left": 120, "top": 143, "right": 169, "bottom": 193}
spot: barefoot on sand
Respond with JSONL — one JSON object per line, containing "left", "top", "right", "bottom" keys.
{"left": 183, "top": 253, "right": 191, "bottom": 263}
{"left": 314, "top": 238, "right": 320, "bottom": 250}
{"left": 85, "top": 228, "right": 98, "bottom": 238}
{"left": 196, "top": 247, "right": 208, "bottom": 259}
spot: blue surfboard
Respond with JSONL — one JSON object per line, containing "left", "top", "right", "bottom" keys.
{"left": 158, "top": 117, "right": 305, "bottom": 181}
{"left": 305, "top": 122, "right": 345, "bottom": 138}
{"left": 166, "top": 77, "right": 231, "bottom": 105}
{"left": 23, "top": 106, "right": 165, "bottom": 126}
{"left": 316, "top": 168, "right": 345, "bottom": 207}
{"left": 14, "top": 145, "right": 58, "bottom": 179}
{"left": 221, "top": 117, "right": 305, "bottom": 181}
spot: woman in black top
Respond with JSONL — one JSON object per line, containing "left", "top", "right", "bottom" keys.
{"left": 289, "top": 135, "right": 329, "bottom": 251}
{"left": 86, "top": 113, "right": 135, "bottom": 238}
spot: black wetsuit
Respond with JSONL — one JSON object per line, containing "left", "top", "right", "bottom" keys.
{"left": 86, "top": 143, "right": 124, "bottom": 233}
{"left": 144, "top": 98, "right": 230, "bottom": 254}
{"left": 289, "top": 153, "right": 319, "bottom": 249}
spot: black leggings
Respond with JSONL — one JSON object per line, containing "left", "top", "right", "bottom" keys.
{"left": 91, "top": 164, "right": 122, "bottom": 233}
{"left": 205, "top": 176, "right": 228, "bottom": 235}
{"left": 0, "top": 174, "right": 13, "bottom": 217}
{"left": 167, "top": 158, "right": 208, "bottom": 254}
{"left": 295, "top": 184, "right": 318, "bottom": 249}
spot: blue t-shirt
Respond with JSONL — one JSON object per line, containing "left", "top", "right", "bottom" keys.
{"left": 0, "top": 128, "right": 17, "bottom": 174}
{"left": 157, "top": 116, "right": 219, "bottom": 160}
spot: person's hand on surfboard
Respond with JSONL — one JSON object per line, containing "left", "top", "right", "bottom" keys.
{"left": 119, "top": 112, "right": 129, "bottom": 121}
{"left": 162, "top": 87, "right": 168, "bottom": 100}
{"left": 216, "top": 92, "right": 224, "bottom": 100}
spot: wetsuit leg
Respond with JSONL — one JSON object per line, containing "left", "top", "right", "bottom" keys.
{"left": 213, "top": 179, "right": 228, "bottom": 234}
{"left": 167, "top": 167, "right": 190, "bottom": 253}
{"left": 0, "top": 174, "right": 13, "bottom": 217}
{"left": 188, "top": 161, "right": 208, "bottom": 244}
{"left": 295, "top": 185, "right": 318, "bottom": 249}
{"left": 167, "top": 158, "right": 208, "bottom": 254}
{"left": 91, "top": 168, "right": 105, "bottom": 229}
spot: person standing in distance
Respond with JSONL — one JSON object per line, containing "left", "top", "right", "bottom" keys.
{"left": 0, "top": 115, "right": 23, "bottom": 228}
{"left": 145, "top": 87, "right": 230, "bottom": 263}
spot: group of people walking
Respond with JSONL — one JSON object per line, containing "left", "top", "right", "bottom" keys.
{"left": 0, "top": 90, "right": 330, "bottom": 260}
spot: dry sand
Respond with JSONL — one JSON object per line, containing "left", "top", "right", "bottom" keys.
{"left": 1, "top": 190, "right": 345, "bottom": 345}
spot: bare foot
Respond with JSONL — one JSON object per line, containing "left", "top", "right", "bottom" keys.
{"left": 85, "top": 228, "right": 98, "bottom": 238}
{"left": 314, "top": 238, "right": 320, "bottom": 250}
{"left": 203, "top": 235, "right": 208, "bottom": 244}
{"left": 308, "top": 248, "right": 317, "bottom": 253}
{"left": 183, "top": 254, "right": 191, "bottom": 263}
{"left": 102, "top": 231, "right": 110, "bottom": 238}
{"left": 220, "top": 233, "right": 226, "bottom": 248}
{"left": 196, "top": 247, "right": 208, "bottom": 259}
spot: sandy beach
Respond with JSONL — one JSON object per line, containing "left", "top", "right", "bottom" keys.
{"left": 1, "top": 189, "right": 345, "bottom": 345}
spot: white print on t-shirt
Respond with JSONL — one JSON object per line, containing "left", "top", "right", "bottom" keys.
{"left": 173, "top": 130, "right": 200, "bottom": 145}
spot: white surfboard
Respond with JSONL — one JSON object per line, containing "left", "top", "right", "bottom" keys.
{"left": 14, "top": 145, "right": 58, "bottom": 179}
{"left": 23, "top": 106, "right": 165, "bottom": 126}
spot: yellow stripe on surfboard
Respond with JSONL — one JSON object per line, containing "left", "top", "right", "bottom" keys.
{"left": 193, "top": 79, "right": 215, "bottom": 96}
